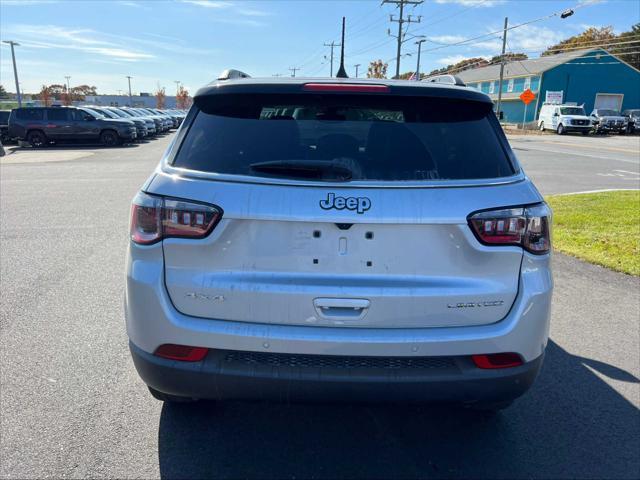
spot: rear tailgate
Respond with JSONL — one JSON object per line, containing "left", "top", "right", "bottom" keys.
{"left": 152, "top": 174, "right": 540, "bottom": 328}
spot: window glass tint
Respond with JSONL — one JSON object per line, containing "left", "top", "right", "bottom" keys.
{"left": 560, "top": 107, "right": 585, "bottom": 115}
{"left": 46, "top": 108, "right": 70, "bottom": 121}
{"left": 173, "top": 93, "right": 514, "bottom": 181}
{"left": 0, "top": 111, "right": 10, "bottom": 122}
{"left": 598, "top": 109, "right": 618, "bottom": 116}
{"left": 16, "top": 108, "right": 44, "bottom": 121}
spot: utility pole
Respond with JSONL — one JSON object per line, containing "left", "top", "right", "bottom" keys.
{"left": 3, "top": 40, "right": 22, "bottom": 107}
{"left": 126, "top": 76, "right": 133, "bottom": 107}
{"left": 414, "top": 38, "right": 426, "bottom": 81}
{"left": 383, "top": 0, "right": 423, "bottom": 78}
{"left": 289, "top": 66, "right": 301, "bottom": 77}
{"left": 65, "top": 75, "right": 71, "bottom": 103}
{"left": 323, "top": 41, "right": 341, "bottom": 77}
{"left": 354, "top": 64, "right": 361, "bottom": 78}
{"left": 496, "top": 16, "right": 508, "bottom": 121}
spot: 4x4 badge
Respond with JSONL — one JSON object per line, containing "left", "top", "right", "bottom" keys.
{"left": 320, "top": 193, "right": 371, "bottom": 214}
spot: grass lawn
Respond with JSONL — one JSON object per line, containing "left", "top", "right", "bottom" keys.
{"left": 546, "top": 190, "right": 640, "bottom": 276}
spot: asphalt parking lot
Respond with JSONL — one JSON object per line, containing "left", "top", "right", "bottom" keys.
{"left": 1, "top": 133, "right": 639, "bottom": 479}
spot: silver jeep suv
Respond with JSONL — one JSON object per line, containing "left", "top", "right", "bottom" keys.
{"left": 126, "top": 77, "right": 552, "bottom": 410}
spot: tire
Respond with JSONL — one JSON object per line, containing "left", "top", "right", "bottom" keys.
{"left": 100, "top": 129, "right": 120, "bottom": 147}
{"left": 26, "top": 130, "right": 47, "bottom": 148}
{"left": 148, "top": 386, "right": 198, "bottom": 403}
{"left": 539, "top": 122, "right": 544, "bottom": 131}
{"left": 556, "top": 124, "right": 565, "bottom": 135}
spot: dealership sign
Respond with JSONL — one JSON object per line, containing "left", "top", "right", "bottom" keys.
{"left": 545, "top": 90, "right": 564, "bottom": 104}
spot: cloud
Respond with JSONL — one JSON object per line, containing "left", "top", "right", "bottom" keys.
{"left": 437, "top": 55, "right": 472, "bottom": 65}
{"left": 434, "top": 0, "right": 504, "bottom": 7}
{"left": 428, "top": 35, "right": 467, "bottom": 44}
{"left": 180, "top": 0, "right": 271, "bottom": 24}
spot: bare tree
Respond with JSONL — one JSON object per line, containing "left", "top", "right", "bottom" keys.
{"left": 367, "top": 60, "right": 388, "bottom": 79}
{"left": 155, "top": 86, "right": 166, "bottom": 109}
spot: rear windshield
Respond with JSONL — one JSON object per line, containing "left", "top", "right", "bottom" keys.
{"left": 172, "top": 94, "right": 515, "bottom": 181}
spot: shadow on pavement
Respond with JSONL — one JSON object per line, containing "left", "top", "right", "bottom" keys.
{"left": 157, "top": 340, "right": 639, "bottom": 479}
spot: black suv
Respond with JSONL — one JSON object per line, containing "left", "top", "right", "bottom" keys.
{"left": 0, "top": 110, "right": 10, "bottom": 143}
{"left": 8, "top": 106, "right": 137, "bottom": 147}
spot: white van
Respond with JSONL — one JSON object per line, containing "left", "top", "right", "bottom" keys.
{"left": 538, "top": 104, "right": 592, "bottom": 135}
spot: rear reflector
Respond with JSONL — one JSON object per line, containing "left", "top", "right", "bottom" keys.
{"left": 472, "top": 353, "right": 524, "bottom": 369}
{"left": 155, "top": 344, "right": 208, "bottom": 362}
{"left": 302, "top": 83, "right": 390, "bottom": 93}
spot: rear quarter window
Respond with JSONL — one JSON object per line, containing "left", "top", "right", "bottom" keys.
{"left": 173, "top": 93, "right": 516, "bottom": 182}
{"left": 15, "top": 109, "right": 44, "bottom": 121}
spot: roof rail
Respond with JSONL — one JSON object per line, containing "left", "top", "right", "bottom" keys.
{"left": 423, "top": 74, "right": 466, "bottom": 87}
{"left": 217, "top": 69, "right": 251, "bottom": 81}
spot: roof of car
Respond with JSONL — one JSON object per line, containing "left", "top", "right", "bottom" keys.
{"left": 194, "top": 76, "right": 492, "bottom": 104}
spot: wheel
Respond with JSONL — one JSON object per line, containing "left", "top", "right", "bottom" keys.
{"left": 556, "top": 124, "right": 565, "bottom": 135}
{"left": 148, "top": 386, "right": 198, "bottom": 403}
{"left": 539, "top": 122, "right": 544, "bottom": 131}
{"left": 100, "top": 130, "right": 120, "bottom": 147}
{"left": 582, "top": 130, "right": 590, "bottom": 136}
{"left": 26, "top": 130, "right": 47, "bottom": 148}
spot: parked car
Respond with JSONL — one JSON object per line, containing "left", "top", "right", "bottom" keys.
{"left": 141, "top": 108, "right": 173, "bottom": 130}
{"left": 538, "top": 103, "right": 591, "bottom": 135}
{"left": 124, "top": 108, "right": 165, "bottom": 134}
{"left": 83, "top": 106, "right": 149, "bottom": 139}
{"left": 126, "top": 76, "right": 553, "bottom": 411}
{"left": 590, "top": 108, "right": 627, "bottom": 134}
{"left": 131, "top": 108, "right": 169, "bottom": 133}
{"left": 622, "top": 109, "right": 639, "bottom": 134}
{"left": 0, "top": 110, "right": 11, "bottom": 143}
{"left": 8, "top": 106, "right": 137, "bottom": 147}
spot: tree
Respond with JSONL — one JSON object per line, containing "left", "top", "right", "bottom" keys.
{"left": 175, "top": 85, "right": 191, "bottom": 109}
{"left": 428, "top": 57, "right": 489, "bottom": 76}
{"left": 155, "top": 86, "right": 166, "bottom": 109}
{"left": 490, "top": 53, "right": 528, "bottom": 63}
{"left": 70, "top": 85, "right": 97, "bottom": 101}
{"left": 367, "top": 60, "right": 388, "bottom": 79}
{"left": 543, "top": 23, "right": 640, "bottom": 70}
{"left": 39, "top": 85, "right": 53, "bottom": 107}
{"left": 0, "top": 84, "right": 8, "bottom": 99}
{"left": 46, "top": 84, "right": 67, "bottom": 101}
{"left": 543, "top": 26, "right": 616, "bottom": 56}
{"left": 610, "top": 23, "right": 640, "bottom": 70}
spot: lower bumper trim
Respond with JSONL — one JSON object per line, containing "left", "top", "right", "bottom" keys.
{"left": 130, "top": 341, "right": 544, "bottom": 403}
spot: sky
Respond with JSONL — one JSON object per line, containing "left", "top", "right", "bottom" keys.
{"left": 0, "top": 0, "right": 638, "bottom": 95}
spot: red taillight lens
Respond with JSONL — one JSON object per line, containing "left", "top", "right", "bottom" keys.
{"left": 468, "top": 203, "right": 551, "bottom": 254}
{"left": 155, "top": 344, "right": 208, "bottom": 362}
{"left": 130, "top": 192, "right": 222, "bottom": 245}
{"left": 302, "top": 83, "right": 390, "bottom": 93}
{"left": 472, "top": 353, "right": 523, "bottom": 369}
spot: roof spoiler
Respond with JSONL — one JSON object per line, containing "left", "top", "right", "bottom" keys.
{"left": 423, "top": 74, "right": 466, "bottom": 87}
{"left": 217, "top": 69, "right": 251, "bottom": 81}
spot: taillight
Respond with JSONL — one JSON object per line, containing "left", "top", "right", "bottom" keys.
{"left": 130, "top": 191, "right": 222, "bottom": 245}
{"left": 472, "top": 353, "right": 523, "bottom": 369}
{"left": 468, "top": 203, "right": 551, "bottom": 254}
{"left": 155, "top": 344, "right": 208, "bottom": 362}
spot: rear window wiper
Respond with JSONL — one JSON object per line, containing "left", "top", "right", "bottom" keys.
{"left": 249, "top": 160, "right": 354, "bottom": 181}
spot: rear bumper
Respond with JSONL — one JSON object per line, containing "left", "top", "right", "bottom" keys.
{"left": 130, "top": 341, "right": 544, "bottom": 403}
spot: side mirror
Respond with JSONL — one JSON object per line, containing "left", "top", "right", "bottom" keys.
{"left": 553, "top": 112, "right": 559, "bottom": 117}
